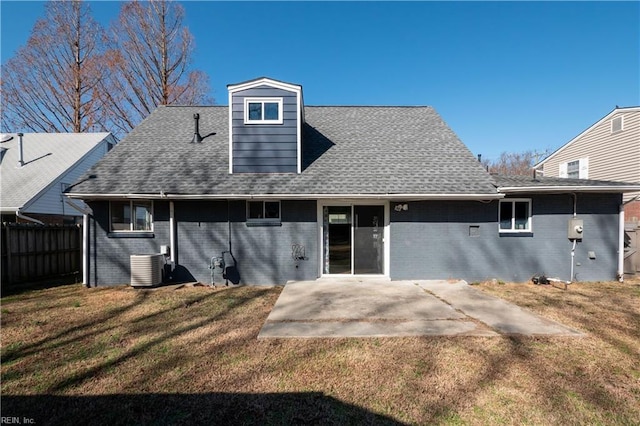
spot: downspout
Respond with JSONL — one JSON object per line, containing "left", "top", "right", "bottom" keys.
{"left": 618, "top": 203, "right": 625, "bottom": 282}
{"left": 65, "top": 200, "right": 93, "bottom": 287}
{"left": 83, "top": 213, "right": 89, "bottom": 287}
{"left": 169, "top": 201, "right": 176, "bottom": 264}
{"left": 16, "top": 209, "right": 44, "bottom": 225}
{"left": 570, "top": 193, "right": 577, "bottom": 282}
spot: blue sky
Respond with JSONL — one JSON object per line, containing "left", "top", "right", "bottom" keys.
{"left": 1, "top": 1, "right": 638, "bottom": 162}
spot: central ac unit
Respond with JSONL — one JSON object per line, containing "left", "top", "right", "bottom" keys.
{"left": 130, "top": 254, "right": 165, "bottom": 287}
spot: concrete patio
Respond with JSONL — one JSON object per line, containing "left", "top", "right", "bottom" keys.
{"left": 258, "top": 278, "right": 583, "bottom": 338}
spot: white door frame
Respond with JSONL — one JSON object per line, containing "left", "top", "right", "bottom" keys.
{"left": 317, "top": 200, "right": 390, "bottom": 278}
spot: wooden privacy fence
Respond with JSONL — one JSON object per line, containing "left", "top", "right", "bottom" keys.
{"left": 1, "top": 223, "right": 82, "bottom": 285}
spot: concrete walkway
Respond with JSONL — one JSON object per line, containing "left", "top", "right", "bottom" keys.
{"left": 258, "top": 278, "right": 583, "bottom": 338}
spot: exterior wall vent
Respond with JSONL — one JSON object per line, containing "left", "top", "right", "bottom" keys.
{"left": 130, "top": 254, "right": 165, "bottom": 287}
{"left": 611, "top": 116, "right": 623, "bottom": 133}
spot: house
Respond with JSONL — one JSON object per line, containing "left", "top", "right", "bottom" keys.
{"left": 1, "top": 132, "right": 117, "bottom": 224}
{"left": 66, "top": 78, "right": 640, "bottom": 287}
{"left": 535, "top": 106, "right": 640, "bottom": 221}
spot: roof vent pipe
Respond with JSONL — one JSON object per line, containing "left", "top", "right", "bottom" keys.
{"left": 191, "top": 113, "right": 202, "bottom": 143}
{"left": 17, "top": 132, "right": 24, "bottom": 167}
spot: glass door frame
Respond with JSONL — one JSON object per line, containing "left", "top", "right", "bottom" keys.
{"left": 317, "top": 200, "right": 390, "bottom": 278}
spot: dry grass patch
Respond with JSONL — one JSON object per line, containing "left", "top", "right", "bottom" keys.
{"left": 1, "top": 279, "right": 639, "bottom": 425}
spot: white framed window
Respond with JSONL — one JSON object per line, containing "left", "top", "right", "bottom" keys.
{"left": 110, "top": 200, "right": 153, "bottom": 232}
{"left": 244, "top": 98, "right": 283, "bottom": 124}
{"left": 559, "top": 157, "right": 588, "bottom": 179}
{"left": 566, "top": 160, "right": 580, "bottom": 179}
{"left": 247, "top": 200, "right": 281, "bottom": 222}
{"left": 499, "top": 199, "right": 532, "bottom": 233}
{"left": 611, "top": 116, "right": 624, "bottom": 133}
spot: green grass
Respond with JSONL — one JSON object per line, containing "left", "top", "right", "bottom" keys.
{"left": 1, "top": 279, "right": 639, "bottom": 425}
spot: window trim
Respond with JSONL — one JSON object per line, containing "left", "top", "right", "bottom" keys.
{"left": 566, "top": 160, "right": 580, "bottom": 179}
{"left": 559, "top": 157, "right": 589, "bottom": 179}
{"left": 498, "top": 198, "right": 532, "bottom": 233}
{"left": 246, "top": 200, "right": 281, "bottom": 224}
{"left": 109, "top": 200, "right": 154, "bottom": 233}
{"left": 244, "top": 97, "right": 283, "bottom": 124}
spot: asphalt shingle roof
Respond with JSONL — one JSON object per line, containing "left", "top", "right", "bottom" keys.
{"left": 68, "top": 105, "right": 500, "bottom": 197}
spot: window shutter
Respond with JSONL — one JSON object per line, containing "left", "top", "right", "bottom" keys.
{"left": 578, "top": 157, "right": 589, "bottom": 179}
{"left": 559, "top": 162, "right": 568, "bottom": 178}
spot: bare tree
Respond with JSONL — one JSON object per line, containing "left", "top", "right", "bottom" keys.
{"left": 483, "top": 150, "right": 537, "bottom": 176}
{"left": 1, "top": 0, "right": 106, "bottom": 133}
{"left": 99, "top": 0, "right": 212, "bottom": 135}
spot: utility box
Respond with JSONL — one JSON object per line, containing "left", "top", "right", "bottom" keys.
{"left": 568, "top": 218, "right": 584, "bottom": 240}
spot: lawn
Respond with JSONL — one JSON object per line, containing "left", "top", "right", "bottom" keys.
{"left": 1, "top": 279, "right": 639, "bottom": 425}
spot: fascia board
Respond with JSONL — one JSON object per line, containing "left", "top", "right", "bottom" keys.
{"left": 227, "top": 78, "right": 302, "bottom": 95}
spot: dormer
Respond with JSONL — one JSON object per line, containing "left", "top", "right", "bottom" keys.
{"left": 227, "top": 77, "right": 304, "bottom": 173}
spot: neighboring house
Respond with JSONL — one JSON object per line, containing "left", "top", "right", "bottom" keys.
{"left": 535, "top": 106, "right": 640, "bottom": 221}
{"left": 66, "top": 78, "right": 640, "bottom": 287}
{"left": 0, "top": 132, "right": 117, "bottom": 224}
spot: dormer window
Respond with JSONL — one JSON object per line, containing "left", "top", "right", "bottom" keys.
{"left": 244, "top": 98, "right": 283, "bottom": 124}
{"left": 228, "top": 77, "right": 303, "bottom": 173}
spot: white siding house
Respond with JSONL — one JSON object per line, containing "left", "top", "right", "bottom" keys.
{"left": 536, "top": 106, "right": 640, "bottom": 220}
{"left": 0, "top": 133, "right": 117, "bottom": 224}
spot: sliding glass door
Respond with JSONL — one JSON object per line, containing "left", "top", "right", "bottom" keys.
{"left": 323, "top": 204, "right": 385, "bottom": 275}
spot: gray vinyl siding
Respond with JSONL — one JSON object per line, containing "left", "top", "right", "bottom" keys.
{"left": 231, "top": 85, "right": 298, "bottom": 173}
{"left": 541, "top": 110, "right": 640, "bottom": 202}
{"left": 390, "top": 194, "right": 621, "bottom": 283}
{"left": 87, "top": 200, "right": 171, "bottom": 286}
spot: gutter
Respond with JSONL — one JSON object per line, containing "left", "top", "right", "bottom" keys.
{"left": 65, "top": 199, "right": 93, "bottom": 215}
{"left": 498, "top": 185, "right": 640, "bottom": 194}
{"left": 66, "top": 192, "right": 505, "bottom": 201}
{"left": 16, "top": 209, "right": 44, "bottom": 225}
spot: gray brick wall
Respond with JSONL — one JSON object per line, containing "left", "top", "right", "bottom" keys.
{"left": 87, "top": 200, "right": 171, "bottom": 286}
{"left": 88, "top": 199, "right": 317, "bottom": 286}
{"left": 390, "top": 194, "right": 621, "bottom": 282}
{"left": 175, "top": 200, "right": 317, "bottom": 285}
{"left": 87, "top": 194, "right": 621, "bottom": 286}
